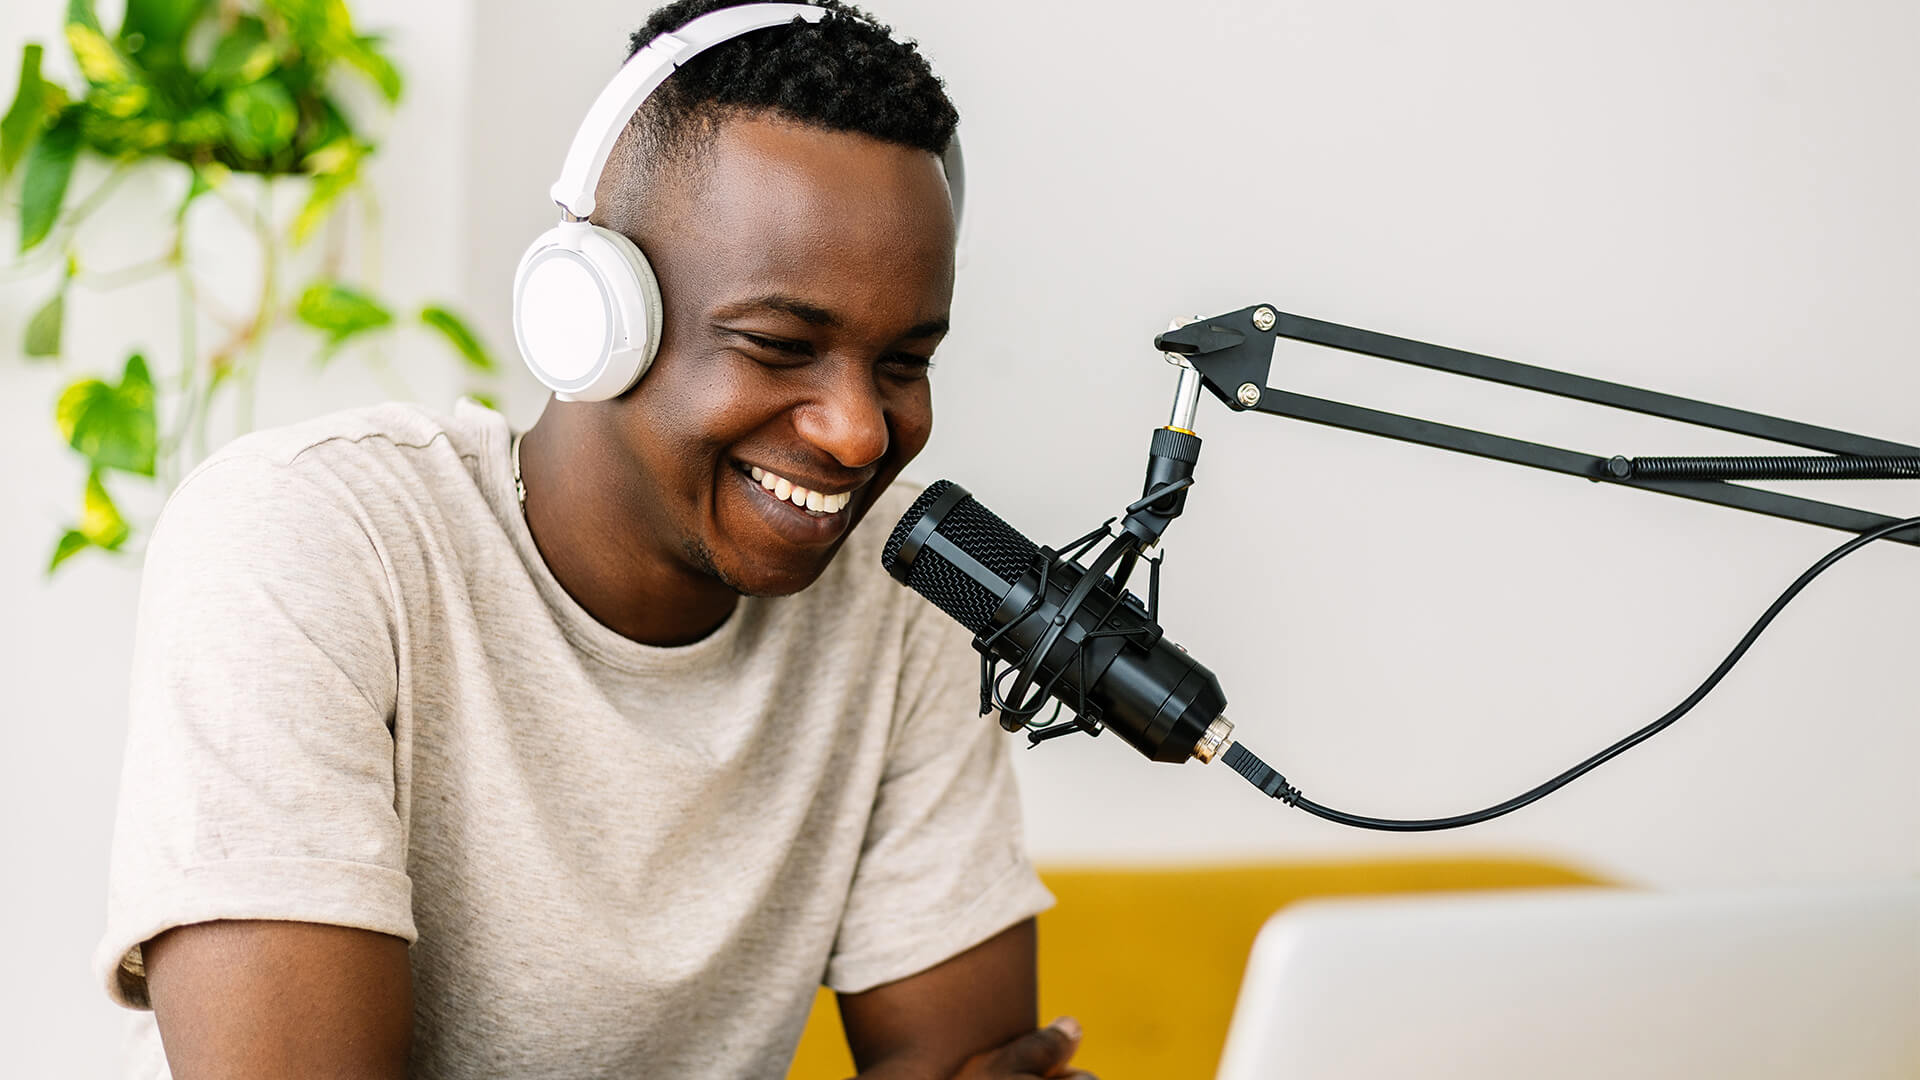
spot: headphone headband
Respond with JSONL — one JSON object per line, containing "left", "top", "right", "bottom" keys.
{"left": 550, "top": 4, "right": 825, "bottom": 218}
{"left": 546, "top": 2, "right": 963, "bottom": 225}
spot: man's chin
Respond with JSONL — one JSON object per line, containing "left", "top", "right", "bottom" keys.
{"left": 684, "top": 537, "right": 839, "bottom": 598}
{"left": 720, "top": 565, "right": 836, "bottom": 599}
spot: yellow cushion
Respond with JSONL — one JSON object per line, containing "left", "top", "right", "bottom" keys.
{"left": 788, "top": 856, "right": 1606, "bottom": 1079}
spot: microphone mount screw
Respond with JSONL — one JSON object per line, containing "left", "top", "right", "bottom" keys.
{"left": 1236, "top": 382, "right": 1262, "bottom": 407}
{"left": 1252, "top": 306, "right": 1277, "bottom": 331}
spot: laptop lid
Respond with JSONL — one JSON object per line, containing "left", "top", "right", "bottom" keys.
{"left": 1215, "top": 882, "right": 1920, "bottom": 1080}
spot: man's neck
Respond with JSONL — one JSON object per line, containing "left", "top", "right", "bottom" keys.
{"left": 517, "top": 410, "right": 739, "bottom": 648}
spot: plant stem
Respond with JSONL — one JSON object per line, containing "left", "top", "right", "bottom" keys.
{"left": 324, "top": 194, "right": 348, "bottom": 278}
{"left": 186, "top": 274, "right": 248, "bottom": 332}
{"left": 75, "top": 253, "right": 177, "bottom": 290}
{"left": 358, "top": 185, "right": 384, "bottom": 290}
{"left": 0, "top": 237, "right": 67, "bottom": 282}
{"left": 235, "top": 179, "right": 280, "bottom": 435}
{"left": 59, "top": 162, "right": 135, "bottom": 230}
{"left": 160, "top": 211, "right": 202, "bottom": 484}
{"left": 361, "top": 345, "right": 413, "bottom": 400}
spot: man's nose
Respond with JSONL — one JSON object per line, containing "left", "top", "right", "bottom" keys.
{"left": 796, "top": 361, "right": 890, "bottom": 469}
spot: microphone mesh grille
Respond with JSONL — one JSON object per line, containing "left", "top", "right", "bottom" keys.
{"left": 880, "top": 481, "right": 950, "bottom": 573}
{"left": 883, "top": 481, "right": 1039, "bottom": 636}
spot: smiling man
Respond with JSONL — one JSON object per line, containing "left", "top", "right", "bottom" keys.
{"left": 95, "top": 3, "right": 1084, "bottom": 1078}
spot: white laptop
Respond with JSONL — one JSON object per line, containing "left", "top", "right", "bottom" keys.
{"left": 1215, "top": 882, "right": 1920, "bottom": 1080}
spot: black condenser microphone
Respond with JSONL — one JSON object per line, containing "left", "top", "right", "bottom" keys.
{"left": 882, "top": 481, "right": 1234, "bottom": 764}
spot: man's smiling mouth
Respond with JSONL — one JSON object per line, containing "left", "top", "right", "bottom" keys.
{"left": 744, "top": 465, "right": 853, "bottom": 516}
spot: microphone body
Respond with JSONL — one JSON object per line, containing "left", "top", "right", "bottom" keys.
{"left": 883, "top": 481, "right": 1230, "bottom": 764}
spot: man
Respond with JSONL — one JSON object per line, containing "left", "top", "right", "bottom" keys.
{"left": 95, "top": 2, "right": 1090, "bottom": 1076}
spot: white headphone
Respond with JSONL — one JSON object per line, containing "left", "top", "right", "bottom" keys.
{"left": 512, "top": 3, "right": 967, "bottom": 402}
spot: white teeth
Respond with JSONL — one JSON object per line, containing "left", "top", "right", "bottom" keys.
{"left": 749, "top": 466, "right": 853, "bottom": 514}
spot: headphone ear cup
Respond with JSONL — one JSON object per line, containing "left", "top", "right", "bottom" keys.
{"left": 512, "top": 222, "right": 664, "bottom": 402}
{"left": 595, "top": 225, "right": 664, "bottom": 393}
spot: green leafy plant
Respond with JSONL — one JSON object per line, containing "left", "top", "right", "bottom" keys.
{"left": 5, "top": 0, "right": 499, "bottom": 573}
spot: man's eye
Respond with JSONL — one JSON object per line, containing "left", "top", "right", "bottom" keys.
{"left": 737, "top": 333, "right": 811, "bottom": 356}
{"left": 732, "top": 333, "right": 817, "bottom": 369}
{"left": 883, "top": 353, "right": 935, "bottom": 377}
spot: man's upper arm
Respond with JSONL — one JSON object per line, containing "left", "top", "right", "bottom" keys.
{"left": 145, "top": 920, "right": 411, "bottom": 1080}
{"left": 97, "top": 456, "right": 415, "bottom": 1035}
{"left": 836, "top": 917, "right": 1038, "bottom": 1078}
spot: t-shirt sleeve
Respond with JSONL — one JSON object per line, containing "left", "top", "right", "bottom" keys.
{"left": 824, "top": 605, "right": 1054, "bottom": 993}
{"left": 94, "top": 455, "right": 415, "bottom": 1010}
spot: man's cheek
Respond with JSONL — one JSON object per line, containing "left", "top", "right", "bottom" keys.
{"left": 894, "top": 408, "right": 934, "bottom": 462}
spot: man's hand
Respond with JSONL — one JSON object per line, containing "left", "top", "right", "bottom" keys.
{"left": 953, "top": 1017, "right": 1096, "bottom": 1079}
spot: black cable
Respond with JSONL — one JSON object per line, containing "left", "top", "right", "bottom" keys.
{"left": 1225, "top": 513, "right": 1920, "bottom": 831}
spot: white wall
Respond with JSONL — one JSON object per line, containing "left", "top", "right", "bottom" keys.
{"left": 6, "top": 0, "right": 1919, "bottom": 1073}
{"left": 466, "top": 0, "right": 1920, "bottom": 884}
{"left": 0, "top": 2, "right": 475, "bottom": 1073}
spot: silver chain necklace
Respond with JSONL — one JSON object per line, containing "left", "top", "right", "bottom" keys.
{"left": 510, "top": 431, "right": 527, "bottom": 514}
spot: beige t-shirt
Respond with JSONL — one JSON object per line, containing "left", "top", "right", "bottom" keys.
{"left": 96, "top": 399, "right": 1051, "bottom": 1079}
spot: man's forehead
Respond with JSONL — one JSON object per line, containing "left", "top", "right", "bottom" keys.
{"left": 682, "top": 116, "right": 953, "bottom": 229}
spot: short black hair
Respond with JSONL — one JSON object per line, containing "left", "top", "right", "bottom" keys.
{"left": 619, "top": 0, "right": 958, "bottom": 186}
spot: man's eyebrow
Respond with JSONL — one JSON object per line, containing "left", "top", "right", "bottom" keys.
{"left": 715, "top": 294, "right": 840, "bottom": 328}
{"left": 900, "top": 316, "right": 950, "bottom": 339}
{"left": 714, "top": 295, "right": 950, "bottom": 339}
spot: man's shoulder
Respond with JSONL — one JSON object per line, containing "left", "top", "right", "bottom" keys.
{"left": 200, "top": 398, "right": 493, "bottom": 472}
{"left": 157, "top": 398, "right": 507, "bottom": 552}
{"left": 177, "top": 398, "right": 499, "bottom": 501}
